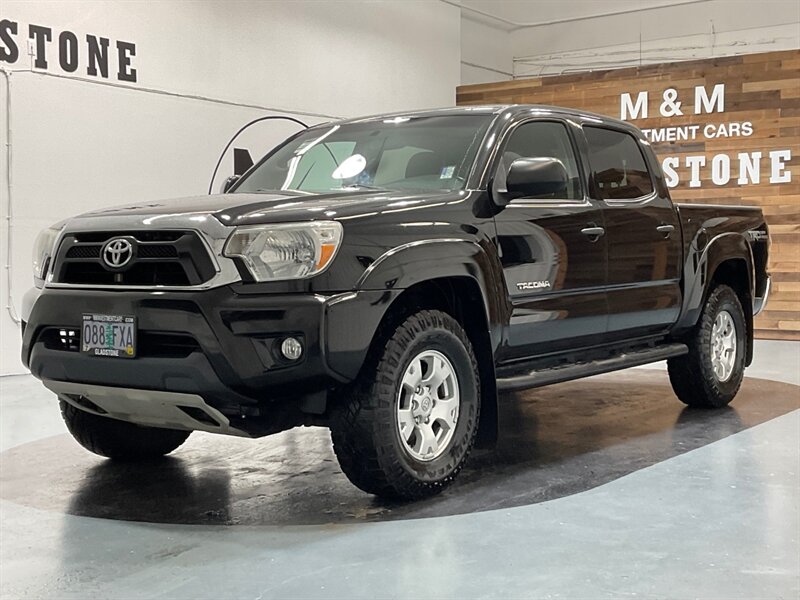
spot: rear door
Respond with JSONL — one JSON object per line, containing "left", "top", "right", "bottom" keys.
{"left": 492, "top": 118, "right": 609, "bottom": 360}
{"left": 582, "top": 125, "right": 682, "bottom": 340}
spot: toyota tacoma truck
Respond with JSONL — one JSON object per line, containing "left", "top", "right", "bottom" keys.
{"left": 21, "top": 105, "right": 771, "bottom": 500}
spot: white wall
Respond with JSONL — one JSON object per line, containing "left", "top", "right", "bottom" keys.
{"left": 459, "top": 16, "right": 512, "bottom": 85}
{"left": 0, "top": 0, "right": 462, "bottom": 375}
{"left": 508, "top": 0, "right": 800, "bottom": 77}
{"left": 457, "top": 0, "right": 799, "bottom": 80}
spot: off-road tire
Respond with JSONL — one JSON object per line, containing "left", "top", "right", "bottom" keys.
{"left": 668, "top": 284, "right": 747, "bottom": 408}
{"left": 330, "top": 310, "right": 480, "bottom": 500}
{"left": 60, "top": 400, "right": 191, "bottom": 460}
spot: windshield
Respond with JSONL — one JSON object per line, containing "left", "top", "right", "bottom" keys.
{"left": 233, "top": 115, "right": 493, "bottom": 194}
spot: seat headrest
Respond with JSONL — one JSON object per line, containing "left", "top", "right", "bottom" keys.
{"left": 406, "top": 152, "right": 443, "bottom": 179}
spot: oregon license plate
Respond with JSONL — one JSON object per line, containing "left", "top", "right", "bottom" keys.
{"left": 81, "top": 314, "right": 137, "bottom": 358}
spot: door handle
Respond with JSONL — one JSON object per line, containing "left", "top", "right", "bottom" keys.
{"left": 657, "top": 224, "right": 675, "bottom": 237}
{"left": 580, "top": 226, "right": 605, "bottom": 240}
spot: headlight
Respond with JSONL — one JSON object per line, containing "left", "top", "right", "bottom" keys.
{"left": 32, "top": 225, "right": 63, "bottom": 287}
{"left": 224, "top": 221, "right": 343, "bottom": 281}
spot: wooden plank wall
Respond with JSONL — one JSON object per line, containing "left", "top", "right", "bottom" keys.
{"left": 457, "top": 50, "right": 800, "bottom": 340}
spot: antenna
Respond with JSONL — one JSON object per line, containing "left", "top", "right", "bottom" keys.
{"left": 208, "top": 115, "right": 309, "bottom": 195}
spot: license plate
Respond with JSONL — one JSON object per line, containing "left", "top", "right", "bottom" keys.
{"left": 81, "top": 314, "right": 137, "bottom": 358}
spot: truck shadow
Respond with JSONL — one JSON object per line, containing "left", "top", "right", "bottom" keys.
{"left": 1, "top": 369, "right": 797, "bottom": 525}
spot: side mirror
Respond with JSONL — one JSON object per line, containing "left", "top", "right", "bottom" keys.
{"left": 220, "top": 174, "right": 241, "bottom": 194}
{"left": 501, "top": 157, "right": 568, "bottom": 203}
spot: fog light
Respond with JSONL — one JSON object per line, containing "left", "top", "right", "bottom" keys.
{"left": 280, "top": 337, "right": 303, "bottom": 360}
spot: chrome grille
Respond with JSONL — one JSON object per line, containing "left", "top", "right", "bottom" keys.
{"left": 51, "top": 231, "right": 216, "bottom": 287}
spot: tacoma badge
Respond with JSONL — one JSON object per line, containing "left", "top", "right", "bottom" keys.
{"left": 516, "top": 281, "right": 551, "bottom": 290}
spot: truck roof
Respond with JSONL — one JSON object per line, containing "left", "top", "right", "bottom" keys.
{"left": 334, "top": 104, "right": 639, "bottom": 134}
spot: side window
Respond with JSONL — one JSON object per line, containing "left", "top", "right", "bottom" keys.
{"left": 584, "top": 126, "right": 654, "bottom": 200}
{"left": 498, "top": 121, "right": 582, "bottom": 200}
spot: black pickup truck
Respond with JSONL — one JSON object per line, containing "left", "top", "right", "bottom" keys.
{"left": 22, "top": 105, "right": 770, "bottom": 499}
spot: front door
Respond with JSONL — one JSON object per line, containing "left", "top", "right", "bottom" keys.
{"left": 492, "top": 119, "right": 608, "bottom": 361}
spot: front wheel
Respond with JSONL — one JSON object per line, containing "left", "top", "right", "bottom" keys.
{"left": 330, "top": 310, "right": 480, "bottom": 500}
{"left": 668, "top": 284, "right": 747, "bottom": 408}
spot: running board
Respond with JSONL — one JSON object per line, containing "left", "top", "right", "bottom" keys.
{"left": 496, "top": 343, "right": 688, "bottom": 392}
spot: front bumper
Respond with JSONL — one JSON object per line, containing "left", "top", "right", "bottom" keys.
{"left": 22, "top": 285, "right": 398, "bottom": 435}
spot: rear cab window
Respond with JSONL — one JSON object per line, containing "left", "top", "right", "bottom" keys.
{"left": 584, "top": 126, "right": 654, "bottom": 201}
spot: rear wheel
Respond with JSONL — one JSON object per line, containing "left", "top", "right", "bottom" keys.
{"left": 60, "top": 401, "right": 191, "bottom": 460}
{"left": 330, "top": 310, "right": 480, "bottom": 500}
{"left": 668, "top": 284, "right": 747, "bottom": 408}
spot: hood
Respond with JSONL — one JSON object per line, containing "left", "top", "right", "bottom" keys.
{"left": 76, "top": 189, "right": 466, "bottom": 226}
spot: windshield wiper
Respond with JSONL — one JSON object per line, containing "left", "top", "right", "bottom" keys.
{"left": 342, "top": 184, "right": 386, "bottom": 192}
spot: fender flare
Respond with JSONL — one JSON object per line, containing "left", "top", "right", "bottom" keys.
{"left": 674, "top": 231, "right": 755, "bottom": 362}
{"left": 356, "top": 237, "right": 507, "bottom": 351}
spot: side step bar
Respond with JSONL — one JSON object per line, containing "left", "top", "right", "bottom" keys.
{"left": 496, "top": 343, "right": 688, "bottom": 392}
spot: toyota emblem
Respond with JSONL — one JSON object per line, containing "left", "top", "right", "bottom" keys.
{"left": 102, "top": 238, "right": 133, "bottom": 268}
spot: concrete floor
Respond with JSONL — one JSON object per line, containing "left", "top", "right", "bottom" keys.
{"left": 0, "top": 340, "right": 798, "bottom": 599}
